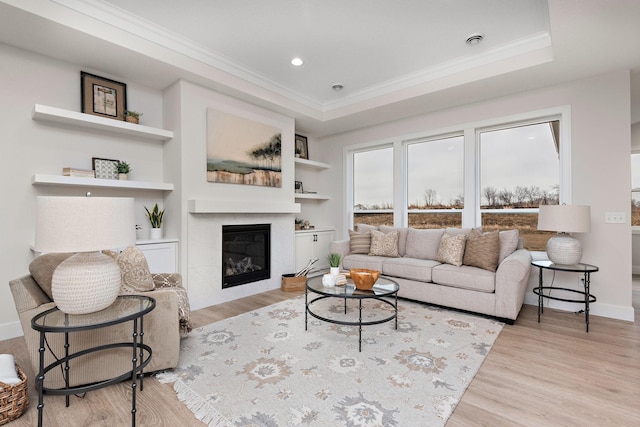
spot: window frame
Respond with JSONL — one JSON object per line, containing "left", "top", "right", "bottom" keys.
{"left": 344, "top": 106, "right": 572, "bottom": 233}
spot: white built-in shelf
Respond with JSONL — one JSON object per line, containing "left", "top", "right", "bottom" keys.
{"left": 295, "top": 193, "right": 330, "bottom": 200}
{"left": 32, "top": 104, "right": 174, "bottom": 141}
{"left": 32, "top": 174, "right": 174, "bottom": 191}
{"left": 188, "top": 199, "right": 301, "bottom": 214}
{"left": 294, "top": 158, "right": 331, "bottom": 170}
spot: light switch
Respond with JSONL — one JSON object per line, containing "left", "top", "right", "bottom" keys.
{"left": 604, "top": 212, "right": 625, "bottom": 224}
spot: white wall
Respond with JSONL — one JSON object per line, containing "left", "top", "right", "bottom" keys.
{"left": 163, "top": 80, "right": 297, "bottom": 310}
{"left": 0, "top": 44, "right": 170, "bottom": 338}
{"left": 317, "top": 70, "right": 634, "bottom": 321}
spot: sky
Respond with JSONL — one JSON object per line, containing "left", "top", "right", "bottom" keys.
{"left": 354, "top": 122, "right": 559, "bottom": 207}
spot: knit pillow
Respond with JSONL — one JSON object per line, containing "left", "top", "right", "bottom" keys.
{"left": 349, "top": 229, "right": 371, "bottom": 254}
{"left": 369, "top": 229, "right": 399, "bottom": 257}
{"left": 463, "top": 230, "right": 500, "bottom": 272}
{"left": 436, "top": 233, "right": 467, "bottom": 266}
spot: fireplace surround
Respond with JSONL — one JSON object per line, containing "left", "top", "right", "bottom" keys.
{"left": 222, "top": 224, "right": 271, "bottom": 288}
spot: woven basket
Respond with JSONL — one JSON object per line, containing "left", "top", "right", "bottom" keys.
{"left": 0, "top": 365, "right": 28, "bottom": 425}
{"left": 281, "top": 274, "right": 306, "bottom": 292}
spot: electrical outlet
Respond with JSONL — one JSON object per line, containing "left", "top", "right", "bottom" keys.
{"left": 604, "top": 212, "right": 625, "bottom": 224}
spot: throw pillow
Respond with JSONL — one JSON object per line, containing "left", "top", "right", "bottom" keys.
{"left": 379, "top": 225, "right": 409, "bottom": 256}
{"left": 112, "top": 246, "right": 155, "bottom": 293}
{"left": 499, "top": 229, "right": 520, "bottom": 263}
{"left": 463, "top": 230, "right": 500, "bottom": 272}
{"left": 29, "top": 253, "right": 74, "bottom": 300}
{"left": 368, "top": 229, "right": 400, "bottom": 257}
{"left": 436, "top": 233, "right": 467, "bottom": 266}
{"left": 349, "top": 229, "right": 372, "bottom": 254}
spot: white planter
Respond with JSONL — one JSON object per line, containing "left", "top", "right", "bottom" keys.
{"left": 330, "top": 267, "right": 340, "bottom": 276}
{"left": 149, "top": 227, "right": 162, "bottom": 240}
{"left": 118, "top": 173, "right": 128, "bottom": 180}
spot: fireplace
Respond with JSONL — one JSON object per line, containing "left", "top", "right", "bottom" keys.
{"left": 222, "top": 224, "right": 271, "bottom": 288}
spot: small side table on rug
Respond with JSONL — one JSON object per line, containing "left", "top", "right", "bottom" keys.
{"left": 31, "top": 295, "right": 156, "bottom": 427}
{"left": 531, "top": 260, "right": 598, "bottom": 332}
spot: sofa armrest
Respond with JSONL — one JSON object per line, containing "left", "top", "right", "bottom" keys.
{"left": 9, "top": 275, "right": 51, "bottom": 313}
{"left": 495, "top": 248, "right": 532, "bottom": 320}
{"left": 329, "top": 240, "right": 351, "bottom": 269}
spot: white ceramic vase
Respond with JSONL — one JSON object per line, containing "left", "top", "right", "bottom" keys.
{"left": 149, "top": 227, "right": 162, "bottom": 240}
{"left": 330, "top": 266, "right": 340, "bottom": 276}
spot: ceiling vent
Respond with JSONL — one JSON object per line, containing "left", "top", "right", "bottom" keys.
{"left": 466, "top": 33, "right": 484, "bottom": 45}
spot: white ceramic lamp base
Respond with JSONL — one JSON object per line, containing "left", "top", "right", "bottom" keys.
{"left": 51, "top": 252, "right": 121, "bottom": 314}
{"left": 546, "top": 232, "right": 583, "bottom": 265}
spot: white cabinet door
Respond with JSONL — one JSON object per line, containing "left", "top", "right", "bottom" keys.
{"left": 136, "top": 240, "right": 178, "bottom": 273}
{"left": 295, "top": 229, "right": 334, "bottom": 275}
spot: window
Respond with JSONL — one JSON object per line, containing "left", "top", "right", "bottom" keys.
{"left": 345, "top": 107, "right": 570, "bottom": 249}
{"left": 352, "top": 146, "right": 394, "bottom": 228}
{"left": 631, "top": 152, "right": 640, "bottom": 226}
{"left": 479, "top": 121, "right": 560, "bottom": 250}
{"left": 407, "top": 135, "right": 463, "bottom": 229}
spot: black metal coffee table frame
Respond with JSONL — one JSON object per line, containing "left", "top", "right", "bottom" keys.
{"left": 305, "top": 274, "right": 399, "bottom": 351}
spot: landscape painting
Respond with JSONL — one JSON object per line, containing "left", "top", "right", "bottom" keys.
{"left": 206, "top": 109, "right": 282, "bottom": 187}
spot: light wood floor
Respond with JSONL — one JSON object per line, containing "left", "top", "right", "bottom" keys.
{"left": 1, "top": 284, "right": 638, "bottom": 426}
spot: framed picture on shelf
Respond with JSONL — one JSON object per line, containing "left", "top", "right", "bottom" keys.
{"left": 92, "top": 157, "right": 119, "bottom": 180}
{"left": 294, "top": 180, "right": 304, "bottom": 193}
{"left": 295, "top": 134, "right": 308, "bottom": 159}
{"left": 81, "top": 71, "right": 127, "bottom": 121}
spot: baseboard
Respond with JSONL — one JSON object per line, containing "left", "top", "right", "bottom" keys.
{"left": 0, "top": 321, "right": 24, "bottom": 341}
{"left": 523, "top": 293, "right": 635, "bottom": 322}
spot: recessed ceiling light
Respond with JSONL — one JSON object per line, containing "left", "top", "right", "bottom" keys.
{"left": 291, "top": 57, "right": 304, "bottom": 66}
{"left": 465, "top": 33, "right": 484, "bottom": 45}
{"left": 332, "top": 83, "right": 344, "bottom": 92}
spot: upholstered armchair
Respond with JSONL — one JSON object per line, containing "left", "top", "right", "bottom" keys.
{"left": 9, "top": 248, "right": 191, "bottom": 389}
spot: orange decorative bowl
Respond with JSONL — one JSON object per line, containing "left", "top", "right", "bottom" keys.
{"left": 349, "top": 269, "right": 380, "bottom": 290}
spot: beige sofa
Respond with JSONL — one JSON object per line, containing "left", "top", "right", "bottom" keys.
{"left": 330, "top": 225, "right": 532, "bottom": 322}
{"left": 9, "top": 251, "right": 190, "bottom": 389}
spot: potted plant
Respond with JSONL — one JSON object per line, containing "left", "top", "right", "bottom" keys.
{"left": 115, "top": 160, "right": 131, "bottom": 180}
{"left": 144, "top": 203, "right": 164, "bottom": 239}
{"left": 124, "top": 110, "right": 142, "bottom": 124}
{"left": 295, "top": 217, "right": 303, "bottom": 230}
{"left": 327, "top": 253, "right": 341, "bottom": 276}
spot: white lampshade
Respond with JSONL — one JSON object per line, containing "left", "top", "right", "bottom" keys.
{"left": 35, "top": 196, "right": 135, "bottom": 253}
{"left": 538, "top": 204, "right": 591, "bottom": 265}
{"left": 34, "top": 196, "right": 135, "bottom": 314}
{"left": 537, "top": 205, "right": 591, "bottom": 233}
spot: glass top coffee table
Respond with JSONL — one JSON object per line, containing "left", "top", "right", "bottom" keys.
{"left": 305, "top": 273, "right": 399, "bottom": 351}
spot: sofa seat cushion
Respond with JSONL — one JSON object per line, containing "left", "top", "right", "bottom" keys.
{"left": 432, "top": 264, "right": 496, "bottom": 293}
{"left": 342, "top": 254, "right": 386, "bottom": 272}
{"left": 382, "top": 257, "right": 440, "bottom": 283}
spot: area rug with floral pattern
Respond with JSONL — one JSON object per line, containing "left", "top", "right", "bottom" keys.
{"left": 156, "top": 295, "right": 503, "bottom": 426}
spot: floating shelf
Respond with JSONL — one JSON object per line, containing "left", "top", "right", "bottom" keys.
{"left": 188, "top": 199, "right": 301, "bottom": 214}
{"left": 295, "top": 193, "right": 330, "bottom": 200}
{"left": 32, "top": 104, "right": 173, "bottom": 141}
{"left": 32, "top": 174, "right": 174, "bottom": 191}
{"left": 294, "top": 158, "right": 331, "bottom": 170}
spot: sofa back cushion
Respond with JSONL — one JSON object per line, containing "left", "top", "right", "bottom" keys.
{"left": 462, "top": 230, "right": 500, "bottom": 272}
{"left": 368, "top": 229, "right": 400, "bottom": 257}
{"left": 404, "top": 228, "right": 445, "bottom": 260}
{"left": 356, "top": 223, "right": 379, "bottom": 233}
{"left": 499, "top": 229, "right": 520, "bottom": 263}
{"left": 349, "top": 229, "right": 372, "bottom": 254}
{"left": 378, "top": 225, "right": 409, "bottom": 256}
